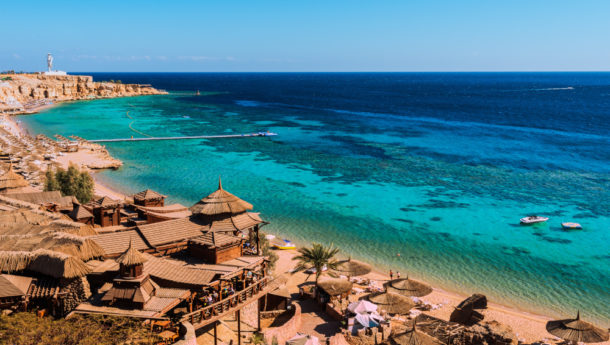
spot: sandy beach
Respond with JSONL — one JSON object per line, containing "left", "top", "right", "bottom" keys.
{"left": 4, "top": 111, "right": 608, "bottom": 345}
{"left": 273, "top": 249, "right": 575, "bottom": 344}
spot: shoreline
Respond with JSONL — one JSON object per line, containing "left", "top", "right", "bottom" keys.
{"left": 8, "top": 106, "right": 608, "bottom": 344}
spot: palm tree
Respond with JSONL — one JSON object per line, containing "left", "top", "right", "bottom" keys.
{"left": 292, "top": 243, "right": 340, "bottom": 285}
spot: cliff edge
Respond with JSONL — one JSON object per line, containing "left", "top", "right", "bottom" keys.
{"left": 0, "top": 73, "right": 167, "bottom": 114}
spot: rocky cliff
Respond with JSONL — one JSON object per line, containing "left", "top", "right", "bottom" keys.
{"left": 0, "top": 73, "right": 167, "bottom": 113}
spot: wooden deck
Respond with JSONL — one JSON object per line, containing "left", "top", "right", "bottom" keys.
{"left": 180, "top": 276, "right": 281, "bottom": 329}
{"left": 88, "top": 132, "right": 277, "bottom": 143}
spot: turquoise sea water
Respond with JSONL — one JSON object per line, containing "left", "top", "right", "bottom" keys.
{"left": 20, "top": 73, "right": 610, "bottom": 325}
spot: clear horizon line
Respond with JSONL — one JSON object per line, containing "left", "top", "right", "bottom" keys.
{"left": 62, "top": 70, "right": 610, "bottom": 73}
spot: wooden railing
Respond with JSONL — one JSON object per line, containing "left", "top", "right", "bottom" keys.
{"left": 179, "top": 277, "right": 270, "bottom": 326}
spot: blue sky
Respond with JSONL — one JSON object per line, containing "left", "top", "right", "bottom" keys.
{"left": 2, "top": 0, "right": 609, "bottom": 72}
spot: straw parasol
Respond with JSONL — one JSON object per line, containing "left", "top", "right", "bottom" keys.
{"left": 368, "top": 291, "right": 415, "bottom": 315}
{"left": 333, "top": 258, "right": 372, "bottom": 277}
{"left": 116, "top": 240, "right": 148, "bottom": 266}
{"left": 0, "top": 164, "right": 28, "bottom": 190}
{"left": 390, "top": 321, "right": 443, "bottom": 345}
{"left": 546, "top": 311, "right": 609, "bottom": 344}
{"left": 190, "top": 177, "right": 253, "bottom": 216}
{"left": 384, "top": 277, "right": 433, "bottom": 297}
{"left": 317, "top": 278, "right": 353, "bottom": 296}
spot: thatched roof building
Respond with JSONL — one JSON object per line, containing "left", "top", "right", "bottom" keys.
{"left": 190, "top": 178, "right": 253, "bottom": 216}
{"left": 132, "top": 189, "right": 166, "bottom": 207}
{"left": 68, "top": 204, "right": 94, "bottom": 224}
{"left": 0, "top": 164, "right": 29, "bottom": 193}
{"left": 135, "top": 203, "right": 191, "bottom": 223}
{"left": 0, "top": 249, "right": 91, "bottom": 279}
{"left": 29, "top": 249, "right": 92, "bottom": 279}
{"left": 5, "top": 191, "right": 75, "bottom": 211}
{"left": 116, "top": 240, "right": 148, "bottom": 267}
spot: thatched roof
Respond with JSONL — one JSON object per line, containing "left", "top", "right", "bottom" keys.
{"left": 546, "top": 312, "right": 609, "bottom": 343}
{"left": 317, "top": 278, "right": 353, "bottom": 296}
{"left": 368, "top": 291, "right": 415, "bottom": 314}
{"left": 333, "top": 258, "right": 372, "bottom": 277}
{"left": 190, "top": 177, "right": 253, "bottom": 216}
{"left": 69, "top": 204, "right": 93, "bottom": 220}
{"left": 133, "top": 189, "right": 166, "bottom": 201}
{"left": 202, "top": 212, "right": 263, "bottom": 232}
{"left": 116, "top": 240, "right": 148, "bottom": 266}
{"left": 189, "top": 232, "right": 242, "bottom": 249}
{"left": 86, "top": 196, "right": 121, "bottom": 208}
{"left": 0, "top": 251, "right": 32, "bottom": 273}
{"left": 4, "top": 191, "right": 73, "bottom": 210}
{"left": 384, "top": 278, "right": 433, "bottom": 297}
{"left": 45, "top": 232, "right": 105, "bottom": 260}
{"left": 28, "top": 249, "right": 92, "bottom": 279}
{"left": 390, "top": 322, "right": 444, "bottom": 345}
{"left": 0, "top": 164, "right": 28, "bottom": 190}
{"left": 0, "top": 197, "right": 96, "bottom": 237}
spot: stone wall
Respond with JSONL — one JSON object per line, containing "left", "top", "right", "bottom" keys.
{"left": 58, "top": 277, "right": 89, "bottom": 316}
{"left": 263, "top": 303, "right": 301, "bottom": 345}
{"left": 241, "top": 298, "right": 259, "bottom": 329}
{"left": 174, "top": 322, "right": 197, "bottom": 345}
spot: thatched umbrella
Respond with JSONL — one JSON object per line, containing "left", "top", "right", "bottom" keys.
{"left": 390, "top": 321, "right": 443, "bottom": 345}
{"left": 368, "top": 291, "right": 415, "bottom": 315}
{"left": 333, "top": 258, "right": 372, "bottom": 277}
{"left": 317, "top": 278, "right": 353, "bottom": 296}
{"left": 190, "top": 177, "right": 253, "bottom": 216}
{"left": 0, "top": 164, "right": 28, "bottom": 190}
{"left": 546, "top": 311, "right": 609, "bottom": 344}
{"left": 384, "top": 277, "right": 433, "bottom": 297}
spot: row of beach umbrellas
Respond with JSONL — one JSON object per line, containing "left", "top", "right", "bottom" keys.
{"left": 328, "top": 258, "right": 609, "bottom": 344}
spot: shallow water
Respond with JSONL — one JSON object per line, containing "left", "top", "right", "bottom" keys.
{"left": 20, "top": 73, "right": 610, "bottom": 325}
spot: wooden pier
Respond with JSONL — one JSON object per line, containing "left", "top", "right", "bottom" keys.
{"left": 87, "top": 132, "right": 277, "bottom": 143}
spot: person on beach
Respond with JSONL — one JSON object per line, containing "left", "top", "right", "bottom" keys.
{"left": 389, "top": 270, "right": 394, "bottom": 280}
{"left": 397, "top": 271, "right": 401, "bottom": 279}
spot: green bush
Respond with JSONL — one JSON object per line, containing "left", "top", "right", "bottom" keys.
{"left": 249, "top": 231, "right": 279, "bottom": 270}
{"left": 44, "top": 164, "right": 94, "bottom": 203}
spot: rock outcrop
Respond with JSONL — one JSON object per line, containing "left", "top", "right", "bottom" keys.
{"left": 450, "top": 293, "right": 487, "bottom": 325}
{"left": 0, "top": 73, "right": 166, "bottom": 113}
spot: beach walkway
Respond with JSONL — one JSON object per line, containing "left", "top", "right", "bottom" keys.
{"left": 87, "top": 132, "right": 277, "bottom": 143}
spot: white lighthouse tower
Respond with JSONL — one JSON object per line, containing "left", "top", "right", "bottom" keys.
{"left": 44, "top": 53, "right": 67, "bottom": 75}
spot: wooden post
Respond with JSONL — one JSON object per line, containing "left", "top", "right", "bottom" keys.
{"left": 255, "top": 225, "right": 260, "bottom": 255}
{"left": 213, "top": 321, "right": 218, "bottom": 345}
{"left": 237, "top": 309, "right": 241, "bottom": 345}
{"left": 257, "top": 297, "right": 261, "bottom": 331}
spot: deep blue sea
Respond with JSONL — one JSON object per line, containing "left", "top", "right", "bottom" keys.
{"left": 20, "top": 73, "right": 610, "bottom": 325}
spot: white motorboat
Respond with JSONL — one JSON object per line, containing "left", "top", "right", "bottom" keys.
{"left": 520, "top": 215, "right": 549, "bottom": 225}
